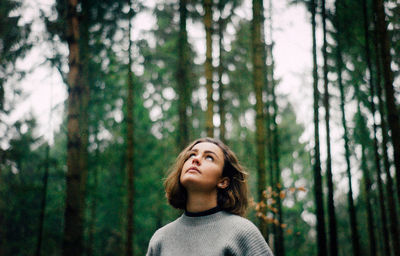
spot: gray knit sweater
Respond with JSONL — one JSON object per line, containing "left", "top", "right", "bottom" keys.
{"left": 146, "top": 211, "right": 274, "bottom": 256}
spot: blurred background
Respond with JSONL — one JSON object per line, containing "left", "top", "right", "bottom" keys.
{"left": 0, "top": 0, "right": 399, "bottom": 255}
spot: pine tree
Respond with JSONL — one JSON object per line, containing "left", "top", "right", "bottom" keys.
{"left": 125, "top": 1, "right": 135, "bottom": 255}
{"left": 310, "top": 0, "right": 327, "bottom": 254}
{"left": 252, "top": 0, "right": 268, "bottom": 240}
{"left": 63, "top": 0, "right": 84, "bottom": 254}
{"left": 204, "top": 0, "right": 214, "bottom": 137}
{"left": 177, "top": 0, "right": 189, "bottom": 148}
{"left": 321, "top": 0, "right": 339, "bottom": 254}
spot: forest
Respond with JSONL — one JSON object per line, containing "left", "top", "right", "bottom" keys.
{"left": 0, "top": 0, "right": 399, "bottom": 255}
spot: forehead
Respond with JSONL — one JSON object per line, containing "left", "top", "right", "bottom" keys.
{"left": 191, "top": 142, "right": 223, "bottom": 156}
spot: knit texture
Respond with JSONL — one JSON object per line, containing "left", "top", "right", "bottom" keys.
{"left": 146, "top": 211, "right": 274, "bottom": 256}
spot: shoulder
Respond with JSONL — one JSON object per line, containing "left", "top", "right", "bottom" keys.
{"left": 220, "top": 212, "right": 261, "bottom": 233}
{"left": 220, "top": 212, "right": 274, "bottom": 256}
{"left": 146, "top": 218, "right": 181, "bottom": 255}
{"left": 148, "top": 217, "right": 180, "bottom": 243}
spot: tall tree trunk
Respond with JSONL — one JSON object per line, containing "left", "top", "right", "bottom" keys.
{"left": 337, "top": 42, "right": 361, "bottom": 256}
{"left": 125, "top": 1, "right": 135, "bottom": 255}
{"left": 373, "top": 1, "right": 400, "bottom": 254}
{"left": 35, "top": 144, "right": 50, "bottom": 256}
{"left": 271, "top": 67, "right": 284, "bottom": 256}
{"left": 63, "top": 0, "right": 84, "bottom": 254}
{"left": 266, "top": 1, "right": 284, "bottom": 253}
{"left": 369, "top": 5, "right": 393, "bottom": 256}
{"left": 360, "top": 2, "right": 377, "bottom": 255}
{"left": 363, "top": 0, "right": 394, "bottom": 255}
{"left": 265, "top": 0, "right": 275, "bottom": 248}
{"left": 252, "top": 0, "right": 268, "bottom": 240}
{"left": 79, "top": 3, "right": 90, "bottom": 252}
{"left": 334, "top": 1, "right": 360, "bottom": 255}
{"left": 204, "top": 0, "right": 214, "bottom": 137}
{"left": 322, "top": 0, "right": 338, "bottom": 255}
{"left": 217, "top": 0, "right": 226, "bottom": 143}
{"left": 177, "top": 0, "right": 189, "bottom": 148}
{"left": 374, "top": 0, "right": 400, "bottom": 208}
{"left": 310, "top": 0, "right": 327, "bottom": 255}
{"left": 360, "top": 139, "right": 377, "bottom": 256}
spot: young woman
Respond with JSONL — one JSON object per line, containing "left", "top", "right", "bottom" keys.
{"left": 146, "top": 137, "right": 273, "bottom": 256}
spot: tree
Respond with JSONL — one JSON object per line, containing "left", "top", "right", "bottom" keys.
{"left": 310, "top": 0, "right": 327, "bottom": 254}
{"left": 251, "top": 0, "right": 268, "bottom": 240}
{"left": 204, "top": 0, "right": 214, "bottom": 137}
{"left": 321, "top": 0, "right": 339, "bottom": 254}
{"left": 125, "top": 1, "right": 135, "bottom": 255}
{"left": 373, "top": 0, "right": 400, "bottom": 210}
{"left": 265, "top": 0, "right": 284, "bottom": 253}
{"left": 177, "top": 0, "right": 190, "bottom": 148}
{"left": 62, "top": 0, "right": 85, "bottom": 254}
{"left": 333, "top": 1, "right": 360, "bottom": 255}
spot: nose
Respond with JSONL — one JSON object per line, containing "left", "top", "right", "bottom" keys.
{"left": 192, "top": 155, "right": 201, "bottom": 165}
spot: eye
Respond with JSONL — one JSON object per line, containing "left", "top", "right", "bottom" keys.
{"left": 205, "top": 155, "right": 214, "bottom": 161}
{"left": 188, "top": 153, "right": 196, "bottom": 158}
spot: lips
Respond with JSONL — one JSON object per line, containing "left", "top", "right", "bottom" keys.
{"left": 186, "top": 166, "right": 201, "bottom": 174}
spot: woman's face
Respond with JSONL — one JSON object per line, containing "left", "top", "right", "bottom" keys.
{"left": 180, "top": 142, "right": 226, "bottom": 192}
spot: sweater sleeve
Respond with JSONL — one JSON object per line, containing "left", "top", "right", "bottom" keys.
{"left": 146, "top": 231, "right": 161, "bottom": 256}
{"left": 235, "top": 221, "right": 274, "bottom": 256}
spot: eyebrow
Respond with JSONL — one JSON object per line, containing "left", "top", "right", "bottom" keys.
{"left": 190, "top": 148, "right": 220, "bottom": 160}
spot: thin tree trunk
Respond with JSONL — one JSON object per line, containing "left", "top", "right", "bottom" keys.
{"left": 360, "top": 140, "right": 377, "bottom": 256}
{"left": 374, "top": 0, "right": 400, "bottom": 209}
{"left": 36, "top": 144, "right": 50, "bottom": 256}
{"left": 204, "top": 0, "right": 214, "bottom": 137}
{"left": 252, "top": 0, "right": 268, "bottom": 240}
{"left": 334, "top": 1, "right": 360, "bottom": 254}
{"left": 373, "top": 1, "right": 400, "bottom": 254}
{"left": 265, "top": 24, "right": 275, "bottom": 254}
{"left": 322, "top": 0, "right": 338, "bottom": 255}
{"left": 217, "top": 0, "right": 226, "bottom": 143}
{"left": 360, "top": 2, "right": 377, "bottom": 255}
{"left": 369, "top": 6, "right": 393, "bottom": 256}
{"left": 271, "top": 68, "right": 284, "bottom": 256}
{"left": 178, "top": 0, "right": 189, "bottom": 148}
{"left": 125, "top": 1, "right": 135, "bottom": 255}
{"left": 63, "top": 0, "right": 84, "bottom": 254}
{"left": 266, "top": 1, "right": 284, "bottom": 252}
{"left": 338, "top": 46, "right": 361, "bottom": 256}
{"left": 311, "top": 0, "right": 327, "bottom": 255}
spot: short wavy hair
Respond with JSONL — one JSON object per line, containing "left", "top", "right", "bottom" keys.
{"left": 164, "top": 137, "right": 249, "bottom": 216}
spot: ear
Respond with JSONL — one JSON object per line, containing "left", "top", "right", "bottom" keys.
{"left": 217, "top": 177, "right": 230, "bottom": 189}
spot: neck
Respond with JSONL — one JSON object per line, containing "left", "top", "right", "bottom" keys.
{"left": 186, "top": 190, "right": 218, "bottom": 213}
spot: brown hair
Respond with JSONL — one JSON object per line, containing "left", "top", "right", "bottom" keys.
{"left": 164, "top": 137, "right": 249, "bottom": 216}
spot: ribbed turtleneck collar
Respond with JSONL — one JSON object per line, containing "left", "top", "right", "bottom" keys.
{"left": 185, "top": 205, "right": 221, "bottom": 217}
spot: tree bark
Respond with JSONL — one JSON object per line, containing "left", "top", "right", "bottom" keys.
{"left": 360, "top": 138, "right": 377, "bottom": 256}
{"left": 178, "top": 0, "right": 189, "bottom": 148}
{"left": 125, "top": 1, "right": 135, "bottom": 255}
{"left": 360, "top": 2, "right": 378, "bottom": 255}
{"left": 63, "top": 0, "right": 84, "bottom": 255}
{"left": 266, "top": 1, "right": 284, "bottom": 253}
{"left": 252, "top": 0, "right": 268, "bottom": 240}
{"left": 204, "top": 0, "right": 214, "bottom": 137}
{"left": 322, "top": 1, "right": 338, "bottom": 255}
{"left": 311, "top": 0, "right": 327, "bottom": 255}
{"left": 369, "top": 5, "right": 392, "bottom": 255}
{"left": 334, "top": 1, "right": 360, "bottom": 255}
{"left": 374, "top": 0, "right": 400, "bottom": 209}
{"left": 217, "top": 0, "right": 226, "bottom": 143}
